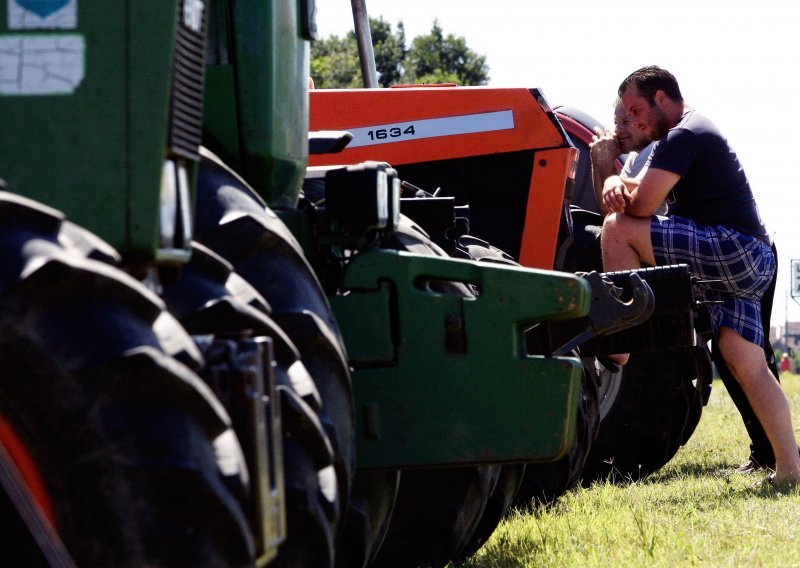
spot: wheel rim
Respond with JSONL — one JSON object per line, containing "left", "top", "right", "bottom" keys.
{"left": 594, "top": 362, "right": 623, "bottom": 422}
{"left": 0, "top": 416, "right": 56, "bottom": 526}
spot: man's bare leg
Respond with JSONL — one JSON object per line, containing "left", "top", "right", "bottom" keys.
{"left": 600, "top": 212, "right": 657, "bottom": 271}
{"left": 718, "top": 326, "right": 800, "bottom": 485}
{"left": 600, "top": 213, "right": 657, "bottom": 367}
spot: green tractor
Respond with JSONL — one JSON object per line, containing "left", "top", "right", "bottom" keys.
{"left": 0, "top": 1, "right": 700, "bottom": 566}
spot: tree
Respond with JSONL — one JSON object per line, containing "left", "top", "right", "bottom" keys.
{"left": 309, "top": 32, "right": 361, "bottom": 89}
{"left": 372, "top": 19, "right": 406, "bottom": 87}
{"left": 310, "top": 17, "right": 405, "bottom": 89}
{"left": 404, "top": 20, "right": 489, "bottom": 86}
{"left": 310, "top": 18, "right": 488, "bottom": 88}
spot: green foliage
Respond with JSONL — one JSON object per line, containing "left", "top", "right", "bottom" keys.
{"left": 404, "top": 20, "right": 489, "bottom": 86}
{"left": 371, "top": 18, "right": 406, "bottom": 87}
{"left": 309, "top": 30, "right": 361, "bottom": 89}
{"left": 453, "top": 376, "right": 800, "bottom": 567}
{"left": 310, "top": 18, "right": 488, "bottom": 88}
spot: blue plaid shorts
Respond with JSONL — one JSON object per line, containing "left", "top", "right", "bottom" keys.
{"left": 650, "top": 215, "right": 775, "bottom": 347}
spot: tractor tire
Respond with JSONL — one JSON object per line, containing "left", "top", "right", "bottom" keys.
{"left": 335, "top": 469, "right": 400, "bottom": 568}
{"left": 449, "top": 237, "right": 530, "bottom": 558}
{"left": 0, "top": 320, "right": 140, "bottom": 566}
{"left": 370, "top": 467, "right": 495, "bottom": 568}
{"left": 368, "top": 220, "right": 496, "bottom": 568}
{"left": 161, "top": 241, "right": 344, "bottom": 566}
{"left": 194, "top": 149, "right": 355, "bottom": 565}
{"left": 453, "top": 464, "right": 526, "bottom": 561}
{"left": 581, "top": 347, "right": 703, "bottom": 483}
{"left": 0, "top": 192, "right": 253, "bottom": 566}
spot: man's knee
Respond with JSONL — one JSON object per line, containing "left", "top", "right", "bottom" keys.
{"left": 601, "top": 212, "right": 656, "bottom": 266}
{"left": 601, "top": 212, "right": 622, "bottom": 238}
{"left": 602, "top": 212, "right": 641, "bottom": 241}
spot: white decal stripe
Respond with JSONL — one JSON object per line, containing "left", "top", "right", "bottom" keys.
{"left": 345, "top": 110, "right": 514, "bottom": 148}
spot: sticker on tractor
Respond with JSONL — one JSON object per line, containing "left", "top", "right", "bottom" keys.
{"left": 0, "top": 34, "right": 85, "bottom": 94}
{"left": 345, "top": 110, "right": 515, "bottom": 148}
{"left": 182, "top": 0, "right": 205, "bottom": 33}
{"left": 8, "top": 0, "right": 77, "bottom": 29}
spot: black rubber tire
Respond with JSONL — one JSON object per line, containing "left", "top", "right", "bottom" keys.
{"left": 580, "top": 347, "right": 701, "bottom": 483}
{"left": 453, "top": 464, "right": 526, "bottom": 561}
{"left": 0, "top": 192, "right": 253, "bottom": 566}
{"left": 194, "top": 150, "right": 355, "bottom": 566}
{"left": 371, "top": 466, "right": 495, "bottom": 568}
{"left": 367, "top": 219, "right": 495, "bottom": 568}
{"left": 336, "top": 469, "right": 400, "bottom": 568}
{"left": 681, "top": 344, "right": 713, "bottom": 446}
{"left": 0, "top": 319, "right": 141, "bottom": 566}
{"left": 448, "top": 238, "right": 531, "bottom": 559}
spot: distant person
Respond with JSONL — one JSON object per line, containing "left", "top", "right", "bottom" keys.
{"left": 598, "top": 65, "right": 800, "bottom": 487}
{"left": 589, "top": 99, "right": 657, "bottom": 216}
{"left": 780, "top": 353, "right": 793, "bottom": 374}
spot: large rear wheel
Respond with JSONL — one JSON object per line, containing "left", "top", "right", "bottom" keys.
{"left": 0, "top": 320, "right": 140, "bottom": 566}
{"left": 0, "top": 192, "right": 253, "bottom": 566}
{"left": 581, "top": 347, "right": 707, "bottom": 483}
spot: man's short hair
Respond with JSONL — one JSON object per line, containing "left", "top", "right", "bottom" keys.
{"left": 618, "top": 66, "right": 684, "bottom": 104}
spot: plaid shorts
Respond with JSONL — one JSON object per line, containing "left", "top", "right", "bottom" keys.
{"left": 650, "top": 215, "right": 775, "bottom": 347}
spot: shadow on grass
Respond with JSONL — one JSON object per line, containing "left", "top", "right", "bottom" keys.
{"left": 647, "top": 459, "right": 736, "bottom": 481}
{"left": 745, "top": 476, "right": 800, "bottom": 499}
{"left": 576, "top": 458, "right": 734, "bottom": 488}
{"left": 577, "top": 460, "right": 799, "bottom": 502}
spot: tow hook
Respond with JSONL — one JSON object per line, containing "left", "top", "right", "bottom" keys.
{"left": 551, "top": 271, "right": 654, "bottom": 356}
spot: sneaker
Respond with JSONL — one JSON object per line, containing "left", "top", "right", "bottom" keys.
{"left": 735, "top": 459, "right": 762, "bottom": 474}
{"left": 734, "top": 457, "right": 774, "bottom": 475}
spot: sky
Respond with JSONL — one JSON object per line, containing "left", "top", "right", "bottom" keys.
{"left": 315, "top": 0, "right": 800, "bottom": 327}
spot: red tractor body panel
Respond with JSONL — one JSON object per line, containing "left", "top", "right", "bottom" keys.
{"left": 309, "top": 86, "right": 577, "bottom": 269}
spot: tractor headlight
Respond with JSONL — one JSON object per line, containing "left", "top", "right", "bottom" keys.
{"left": 325, "top": 161, "right": 396, "bottom": 232}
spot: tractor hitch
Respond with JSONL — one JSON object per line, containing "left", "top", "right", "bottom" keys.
{"left": 546, "top": 271, "right": 655, "bottom": 356}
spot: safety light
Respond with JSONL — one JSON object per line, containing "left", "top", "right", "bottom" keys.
{"left": 325, "top": 161, "right": 400, "bottom": 233}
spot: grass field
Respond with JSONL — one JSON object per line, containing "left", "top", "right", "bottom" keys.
{"left": 457, "top": 373, "right": 800, "bottom": 567}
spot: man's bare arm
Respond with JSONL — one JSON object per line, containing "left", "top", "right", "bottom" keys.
{"left": 589, "top": 129, "right": 621, "bottom": 215}
{"left": 623, "top": 168, "right": 679, "bottom": 218}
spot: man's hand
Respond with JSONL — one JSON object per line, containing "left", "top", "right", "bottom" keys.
{"left": 589, "top": 127, "right": 621, "bottom": 165}
{"left": 602, "top": 175, "right": 631, "bottom": 214}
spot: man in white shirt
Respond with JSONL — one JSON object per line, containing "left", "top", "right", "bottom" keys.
{"left": 590, "top": 99, "right": 658, "bottom": 216}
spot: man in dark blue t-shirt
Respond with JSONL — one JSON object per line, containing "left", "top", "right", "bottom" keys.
{"left": 598, "top": 65, "right": 800, "bottom": 487}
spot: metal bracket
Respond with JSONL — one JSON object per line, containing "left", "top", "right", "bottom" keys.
{"left": 550, "top": 271, "right": 655, "bottom": 356}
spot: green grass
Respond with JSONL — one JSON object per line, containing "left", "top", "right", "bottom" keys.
{"left": 456, "top": 374, "right": 800, "bottom": 567}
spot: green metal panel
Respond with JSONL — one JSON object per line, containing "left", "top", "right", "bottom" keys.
{"left": 128, "top": 2, "right": 185, "bottom": 260}
{"left": 0, "top": 2, "right": 183, "bottom": 259}
{"left": 205, "top": 0, "right": 308, "bottom": 209}
{"left": 330, "top": 249, "right": 591, "bottom": 469}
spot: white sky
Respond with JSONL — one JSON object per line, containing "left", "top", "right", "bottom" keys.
{"left": 316, "top": 0, "right": 800, "bottom": 327}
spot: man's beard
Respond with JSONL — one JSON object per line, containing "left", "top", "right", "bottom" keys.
{"left": 647, "top": 106, "right": 671, "bottom": 140}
